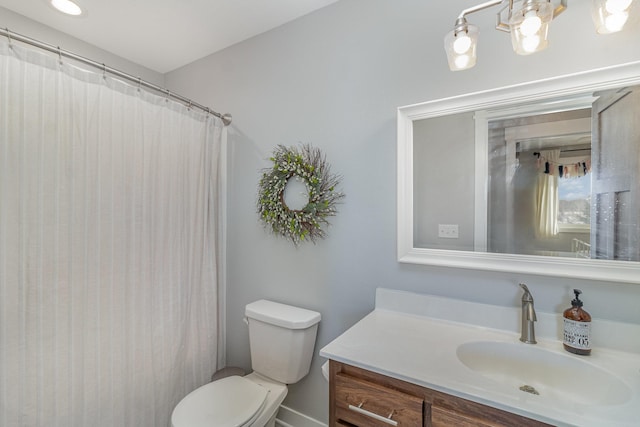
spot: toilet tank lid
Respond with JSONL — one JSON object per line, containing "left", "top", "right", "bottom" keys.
{"left": 245, "top": 300, "right": 321, "bottom": 329}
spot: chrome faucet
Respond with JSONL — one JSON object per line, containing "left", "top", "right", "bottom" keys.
{"left": 519, "top": 283, "right": 537, "bottom": 344}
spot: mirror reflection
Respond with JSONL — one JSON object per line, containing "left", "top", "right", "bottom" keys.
{"left": 413, "top": 84, "right": 640, "bottom": 262}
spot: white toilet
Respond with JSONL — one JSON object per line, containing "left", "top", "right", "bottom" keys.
{"left": 171, "top": 299, "right": 321, "bottom": 427}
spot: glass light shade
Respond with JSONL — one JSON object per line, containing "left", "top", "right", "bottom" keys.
{"left": 509, "top": 1, "right": 553, "bottom": 55}
{"left": 51, "top": 0, "right": 83, "bottom": 16}
{"left": 592, "top": 0, "right": 634, "bottom": 33}
{"left": 605, "top": 0, "right": 633, "bottom": 12}
{"left": 444, "top": 24, "right": 479, "bottom": 71}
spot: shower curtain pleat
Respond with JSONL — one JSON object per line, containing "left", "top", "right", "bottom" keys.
{"left": 0, "top": 40, "right": 223, "bottom": 427}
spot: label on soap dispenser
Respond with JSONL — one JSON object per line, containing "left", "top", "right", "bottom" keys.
{"left": 563, "top": 319, "right": 591, "bottom": 350}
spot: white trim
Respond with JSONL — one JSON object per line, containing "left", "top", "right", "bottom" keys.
{"left": 473, "top": 110, "right": 488, "bottom": 252}
{"left": 276, "top": 405, "right": 327, "bottom": 427}
{"left": 397, "top": 61, "right": 640, "bottom": 284}
{"left": 396, "top": 107, "right": 415, "bottom": 263}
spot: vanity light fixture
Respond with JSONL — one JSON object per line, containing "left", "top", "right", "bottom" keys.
{"left": 508, "top": 0, "right": 554, "bottom": 55}
{"left": 445, "top": 0, "right": 635, "bottom": 71}
{"left": 50, "top": 0, "right": 83, "bottom": 16}
{"left": 592, "top": 0, "right": 634, "bottom": 33}
{"left": 444, "top": 18, "right": 479, "bottom": 71}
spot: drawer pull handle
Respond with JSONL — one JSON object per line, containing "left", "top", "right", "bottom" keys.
{"left": 348, "top": 402, "right": 398, "bottom": 426}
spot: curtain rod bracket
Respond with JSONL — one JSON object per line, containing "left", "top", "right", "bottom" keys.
{"left": 5, "top": 27, "right": 12, "bottom": 48}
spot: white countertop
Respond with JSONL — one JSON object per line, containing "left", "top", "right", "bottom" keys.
{"left": 320, "top": 288, "right": 640, "bottom": 427}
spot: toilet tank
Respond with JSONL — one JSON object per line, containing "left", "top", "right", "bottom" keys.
{"left": 245, "top": 300, "right": 321, "bottom": 384}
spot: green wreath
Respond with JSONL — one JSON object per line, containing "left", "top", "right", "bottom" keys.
{"left": 258, "top": 144, "right": 344, "bottom": 245}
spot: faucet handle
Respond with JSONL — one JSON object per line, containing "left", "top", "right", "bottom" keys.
{"left": 519, "top": 283, "right": 533, "bottom": 300}
{"left": 519, "top": 283, "right": 531, "bottom": 294}
{"left": 519, "top": 283, "right": 537, "bottom": 321}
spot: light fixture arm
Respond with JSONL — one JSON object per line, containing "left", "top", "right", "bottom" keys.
{"left": 457, "top": 0, "right": 507, "bottom": 20}
{"left": 454, "top": 1, "right": 567, "bottom": 33}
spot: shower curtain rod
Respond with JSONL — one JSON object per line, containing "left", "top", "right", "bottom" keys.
{"left": 1, "top": 27, "right": 232, "bottom": 126}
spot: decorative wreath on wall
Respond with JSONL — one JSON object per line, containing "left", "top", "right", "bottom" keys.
{"left": 257, "top": 144, "right": 344, "bottom": 246}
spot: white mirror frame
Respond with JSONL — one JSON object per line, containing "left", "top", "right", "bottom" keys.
{"left": 398, "top": 61, "right": 640, "bottom": 284}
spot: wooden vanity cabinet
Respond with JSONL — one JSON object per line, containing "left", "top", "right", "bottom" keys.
{"left": 329, "top": 360, "right": 552, "bottom": 427}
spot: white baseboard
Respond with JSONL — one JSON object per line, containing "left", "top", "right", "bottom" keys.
{"left": 275, "top": 405, "right": 327, "bottom": 427}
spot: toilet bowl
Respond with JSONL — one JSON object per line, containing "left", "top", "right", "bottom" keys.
{"left": 171, "top": 300, "right": 321, "bottom": 427}
{"left": 171, "top": 373, "right": 287, "bottom": 427}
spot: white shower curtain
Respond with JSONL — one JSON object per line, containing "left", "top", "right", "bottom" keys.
{"left": 534, "top": 149, "right": 561, "bottom": 237}
{"left": 0, "top": 40, "right": 224, "bottom": 426}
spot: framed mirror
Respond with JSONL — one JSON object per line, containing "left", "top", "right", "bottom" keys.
{"left": 397, "top": 61, "right": 640, "bottom": 283}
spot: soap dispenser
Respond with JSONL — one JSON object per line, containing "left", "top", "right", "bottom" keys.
{"left": 562, "top": 289, "right": 592, "bottom": 355}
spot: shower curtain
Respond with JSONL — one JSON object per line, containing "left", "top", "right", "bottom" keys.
{"left": 534, "top": 149, "right": 561, "bottom": 237}
{"left": 0, "top": 40, "right": 224, "bottom": 426}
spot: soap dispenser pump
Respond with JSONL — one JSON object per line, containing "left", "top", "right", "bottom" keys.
{"left": 562, "top": 289, "right": 592, "bottom": 355}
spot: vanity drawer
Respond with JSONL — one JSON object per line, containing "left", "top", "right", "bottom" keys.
{"left": 430, "top": 400, "right": 551, "bottom": 427}
{"left": 334, "top": 372, "right": 424, "bottom": 426}
{"left": 432, "top": 407, "right": 495, "bottom": 427}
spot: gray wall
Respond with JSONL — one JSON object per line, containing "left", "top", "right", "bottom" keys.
{"left": 165, "top": 0, "right": 640, "bottom": 422}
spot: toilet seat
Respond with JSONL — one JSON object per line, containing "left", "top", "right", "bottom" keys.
{"left": 171, "top": 375, "right": 269, "bottom": 427}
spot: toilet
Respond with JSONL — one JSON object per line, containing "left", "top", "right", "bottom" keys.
{"left": 171, "top": 299, "right": 321, "bottom": 427}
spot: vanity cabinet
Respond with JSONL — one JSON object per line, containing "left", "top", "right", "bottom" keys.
{"left": 329, "top": 360, "right": 551, "bottom": 427}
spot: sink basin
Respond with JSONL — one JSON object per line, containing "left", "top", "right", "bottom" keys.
{"left": 456, "top": 341, "right": 631, "bottom": 406}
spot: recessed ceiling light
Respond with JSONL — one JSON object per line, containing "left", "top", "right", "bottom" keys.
{"left": 51, "top": 0, "right": 83, "bottom": 16}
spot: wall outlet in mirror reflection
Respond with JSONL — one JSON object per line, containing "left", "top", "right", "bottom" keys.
{"left": 438, "top": 224, "right": 459, "bottom": 239}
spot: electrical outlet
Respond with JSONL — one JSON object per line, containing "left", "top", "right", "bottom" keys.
{"left": 438, "top": 224, "right": 459, "bottom": 239}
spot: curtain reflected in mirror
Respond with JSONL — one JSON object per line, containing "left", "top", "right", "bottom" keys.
{"left": 487, "top": 108, "right": 593, "bottom": 259}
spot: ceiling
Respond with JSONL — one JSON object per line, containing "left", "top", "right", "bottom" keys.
{"left": 0, "top": 0, "right": 340, "bottom": 73}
